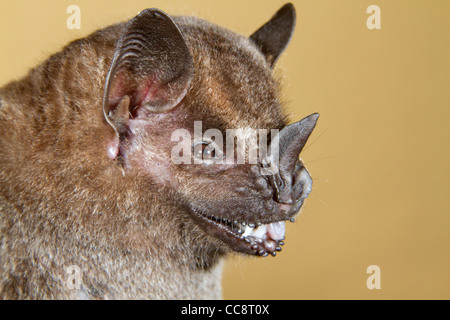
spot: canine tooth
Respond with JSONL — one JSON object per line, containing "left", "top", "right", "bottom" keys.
{"left": 250, "top": 224, "right": 268, "bottom": 239}
{"left": 267, "top": 221, "right": 286, "bottom": 241}
{"left": 242, "top": 225, "right": 254, "bottom": 237}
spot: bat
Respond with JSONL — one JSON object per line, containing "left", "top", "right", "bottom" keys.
{"left": 0, "top": 3, "right": 318, "bottom": 299}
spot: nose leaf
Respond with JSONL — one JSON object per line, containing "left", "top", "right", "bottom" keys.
{"left": 277, "top": 113, "right": 319, "bottom": 176}
{"left": 268, "top": 113, "right": 319, "bottom": 203}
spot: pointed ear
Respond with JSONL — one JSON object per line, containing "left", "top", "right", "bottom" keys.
{"left": 103, "top": 8, "right": 194, "bottom": 133}
{"left": 250, "top": 3, "right": 296, "bottom": 67}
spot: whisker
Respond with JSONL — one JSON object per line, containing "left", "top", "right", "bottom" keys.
{"left": 304, "top": 155, "right": 341, "bottom": 165}
{"left": 302, "top": 128, "right": 327, "bottom": 152}
{"left": 317, "top": 197, "right": 329, "bottom": 207}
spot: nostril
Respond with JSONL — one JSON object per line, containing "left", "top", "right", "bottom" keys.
{"left": 277, "top": 177, "right": 284, "bottom": 190}
{"left": 270, "top": 175, "right": 295, "bottom": 205}
{"left": 269, "top": 174, "right": 284, "bottom": 202}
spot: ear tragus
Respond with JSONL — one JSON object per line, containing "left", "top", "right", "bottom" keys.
{"left": 108, "top": 95, "right": 130, "bottom": 131}
{"left": 103, "top": 8, "right": 194, "bottom": 134}
{"left": 250, "top": 3, "right": 296, "bottom": 67}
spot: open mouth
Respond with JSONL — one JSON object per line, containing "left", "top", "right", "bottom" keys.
{"left": 191, "top": 208, "right": 289, "bottom": 257}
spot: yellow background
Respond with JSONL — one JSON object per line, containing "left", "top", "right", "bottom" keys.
{"left": 1, "top": 0, "right": 449, "bottom": 299}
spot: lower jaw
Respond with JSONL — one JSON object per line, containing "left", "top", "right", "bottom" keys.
{"left": 191, "top": 209, "right": 287, "bottom": 257}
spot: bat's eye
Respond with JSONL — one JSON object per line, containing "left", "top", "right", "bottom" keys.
{"left": 192, "top": 141, "right": 223, "bottom": 162}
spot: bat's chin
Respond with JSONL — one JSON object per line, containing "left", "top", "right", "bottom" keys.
{"left": 190, "top": 207, "right": 291, "bottom": 257}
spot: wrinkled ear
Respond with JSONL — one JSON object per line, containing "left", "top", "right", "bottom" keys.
{"left": 103, "top": 8, "right": 194, "bottom": 133}
{"left": 250, "top": 3, "right": 296, "bottom": 67}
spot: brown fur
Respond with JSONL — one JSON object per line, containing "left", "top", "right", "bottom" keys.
{"left": 0, "top": 5, "right": 315, "bottom": 299}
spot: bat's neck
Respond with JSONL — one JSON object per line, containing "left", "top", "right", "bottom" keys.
{"left": 67, "top": 250, "right": 225, "bottom": 299}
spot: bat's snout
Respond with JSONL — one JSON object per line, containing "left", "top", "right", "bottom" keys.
{"left": 267, "top": 113, "right": 318, "bottom": 208}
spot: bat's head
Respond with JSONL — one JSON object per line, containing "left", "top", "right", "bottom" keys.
{"left": 103, "top": 4, "right": 318, "bottom": 257}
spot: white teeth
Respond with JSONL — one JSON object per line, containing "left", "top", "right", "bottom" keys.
{"left": 240, "top": 224, "right": 268, "bottom": 240}
{"left": 250, "top": 224, "right": 268, "bottom": 239}
{"left": 267, "top": 221, "right": 286, "bottom": 241}
{"left": 242, "top": 225, "right": 254, "bottom": 237}
{"left": 235, "top": 221, "right": 286, "bottom": 242}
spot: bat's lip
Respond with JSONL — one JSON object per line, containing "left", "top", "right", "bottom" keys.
{"left": 190, "top": 207, "right": 288, "bottom": 257}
